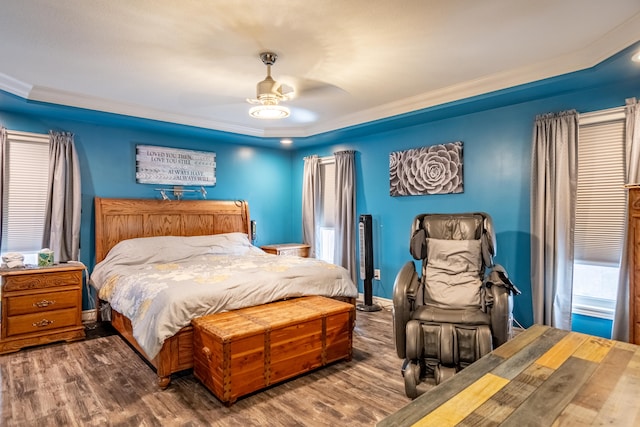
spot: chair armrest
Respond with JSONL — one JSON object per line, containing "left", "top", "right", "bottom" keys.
{"left": 485, "top": 264, "right": 521, "bottom": 296}
{"left": 486, "top": 284, "right": 513, "bottom": 348}
{"left": 484, "top": 264, "right": 519, "bottom": 348}
{"left": 393, "top": 261, "right": 419, "bottom": 359}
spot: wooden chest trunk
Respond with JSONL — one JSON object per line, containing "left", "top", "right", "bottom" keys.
{"left": 192, "top": 295, "right": 355, "bottom": 405}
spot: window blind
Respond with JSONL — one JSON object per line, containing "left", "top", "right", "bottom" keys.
{"left": 320, "top": 160, "right": 335, "bottom": 228}
{"left": 1, "top": 131, "right": 50, "bottom": 253}
{"left": 316, "top": 157, "right": 336, "bottom": 263}
{"left": 574, "top": 119, "right": 626, "bottom": 266}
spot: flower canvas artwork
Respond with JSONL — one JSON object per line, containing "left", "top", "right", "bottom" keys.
{"left": 389, "top": 142, "right": 463, "bottom": 196}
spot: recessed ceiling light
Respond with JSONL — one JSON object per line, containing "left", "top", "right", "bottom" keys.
{"left": 632, "top": 51, "right": 640, "bottom": 63}
{"left": 280, "top": 139, "right": 293, "bottom": 145}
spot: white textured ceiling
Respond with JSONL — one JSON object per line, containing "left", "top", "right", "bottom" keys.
{"left": 1, "top": 1, "right": 640, "bottom": 138}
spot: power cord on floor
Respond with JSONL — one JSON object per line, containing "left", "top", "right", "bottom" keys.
{"left": 512, "top": 317, "right": 525, "bottom": 330}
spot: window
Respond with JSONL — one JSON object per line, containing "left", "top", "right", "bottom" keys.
{"left": 1, "top": 131, "right": 50, "bottom": 265}
{"left": 572, "top": 108, "right": 626, "bottom": 319}
{"left": 317, "top": 157, "right": 335, "bottom": 264}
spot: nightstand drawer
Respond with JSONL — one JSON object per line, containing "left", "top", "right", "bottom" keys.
{"left": 261, "top": 243, "right": 310, "bottom": 258}
{"left": 3, "top": 270, "right": 82, "bottom": 292}
{"left": 278, "top": 247, "right": 309, "bottom": 257}
{"left": 6, "top": 290, "right": 80, "bottom": 316}
{"left": 6, "top": 308, "right": 79, "bottom": 337}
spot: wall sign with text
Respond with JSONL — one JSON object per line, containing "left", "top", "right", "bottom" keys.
{"left": 135, "top": 145, "right": 216, "bottom": 186}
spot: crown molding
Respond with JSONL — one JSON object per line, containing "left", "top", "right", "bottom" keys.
{"left": 27, "top": 85, "right": 270, "bottom": 137}
{"left": 0, "top": 73, "right": 32, "bottom": 98}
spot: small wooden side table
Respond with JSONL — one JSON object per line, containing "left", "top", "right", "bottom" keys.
{"left": 0, "top": 263, "right": 86, "bottom": 354}
{"left": 260, "top": 243, "right": 311, "bottom": 258}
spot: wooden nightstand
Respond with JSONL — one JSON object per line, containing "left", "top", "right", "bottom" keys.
{"left": 0, "top": 263, "right": 86, "bottom": 354}
{"left": 261, "top": 243, "right": 311, "bottom": 258}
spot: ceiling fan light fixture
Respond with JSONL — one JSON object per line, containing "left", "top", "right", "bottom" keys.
{"left": 249, "top": 104, "right": 290, "bottom": 119}
{"left": 247, "top": 52, "right": 292, "bottom": 120}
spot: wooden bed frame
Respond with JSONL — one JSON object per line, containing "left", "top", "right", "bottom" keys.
{"left": 94, "top": 197, "right": 251, "bottom": 388}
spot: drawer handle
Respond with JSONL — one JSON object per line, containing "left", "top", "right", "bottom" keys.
{"left": 32, "top": 319, "right": 54, "bottom": 328}
{"left": 33, "top": 299, "right": 56, "bottom": 308}
{"left": 202, "top": 346, "right": 212, "bottom": 361}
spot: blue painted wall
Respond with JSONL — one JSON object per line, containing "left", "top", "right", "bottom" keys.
{"left": 0, "top": 109, "right": 294, "bottom": 309}
{"left": 572, "top": 314, "right": 613, "bottom": 339}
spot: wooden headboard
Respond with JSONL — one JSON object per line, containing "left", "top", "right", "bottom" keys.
{"left": 94, "top": 197, "right": 251, "bottom": 263}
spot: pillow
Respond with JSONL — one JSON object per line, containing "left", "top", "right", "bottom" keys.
{"left": 91, "top": 233, "right": 257, "bottom": 290}
{"left": 424, "top": 238, "right": 483, "bottom": 309}
{"left": 103, "top": 232, "right": 254, "bottom": 266}
{"left": 426, "top": 238, "right": 482, "bottom": 274}
{"left": 204, "top": 232, "right": 258, "bottom": 255}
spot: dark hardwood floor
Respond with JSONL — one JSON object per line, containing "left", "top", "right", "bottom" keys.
{"left": 0, "top": 304, "right": 431, "bottom": 426}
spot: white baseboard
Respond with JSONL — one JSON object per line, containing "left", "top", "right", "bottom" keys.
{"left": 82, "top": 309, "right": 97, "bottom": 323}
{"left": 358, "top": 293, "right": 392, "bottom": 311}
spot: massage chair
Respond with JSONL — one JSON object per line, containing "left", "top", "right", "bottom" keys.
{"left": 392, "top": 212, "right": 520, "bottom": 398}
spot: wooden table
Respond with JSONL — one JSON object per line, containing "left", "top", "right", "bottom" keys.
{"left": 378, "top": 324, "right": 640, "bottom": 426}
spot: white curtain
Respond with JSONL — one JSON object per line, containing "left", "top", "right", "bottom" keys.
{"left": 334, "top": 150, "right": 356, "bottom": 283}
{"left": 531, "top": 110, "right": 579, "bottom": 330}
{"left": 42, "top": 131, "right": 81, "bottom": 262}
{"left": 612, "top": 98, "right": 640, "bottom": 341}
{"left": 302, "top": 155, "right": 321, "bottom": 258}
{"left": 0, "top": 126, "right": 5, "bottom": 252}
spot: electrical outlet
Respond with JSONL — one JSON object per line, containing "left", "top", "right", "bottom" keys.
{"left": 374, "top": 269, "right": 381, "bottom": 280}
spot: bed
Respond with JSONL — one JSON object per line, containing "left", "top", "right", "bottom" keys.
{"left": 91, "top": 197, "right": 357, "bottom": 388}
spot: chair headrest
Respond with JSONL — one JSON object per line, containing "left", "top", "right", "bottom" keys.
{"left": 423, "top": 214, "right": 483, "bottom": 240}
{"left": 409, "top": 212, "right": 497, "bottom": 264}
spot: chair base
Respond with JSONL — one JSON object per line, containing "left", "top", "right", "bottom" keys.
{"left": 402, "top": 360, "right": 420, "bottom": 399}
{"left": 434, "top": 365, "right": 456, "bottom": 384}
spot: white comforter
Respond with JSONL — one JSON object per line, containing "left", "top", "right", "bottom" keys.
{"left": 90, "top": 233, "right": 358, "bottom": 359}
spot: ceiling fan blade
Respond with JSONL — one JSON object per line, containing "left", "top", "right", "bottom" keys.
{"left": 276, "top": 83, "right": 295, "bottom": 100}
{"left": 279, "top": 76, "right": 347, "bottom": 99}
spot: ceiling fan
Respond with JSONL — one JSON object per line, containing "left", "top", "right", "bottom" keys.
{"left": 247, "top": 52, "right": 293, "bottom": 119}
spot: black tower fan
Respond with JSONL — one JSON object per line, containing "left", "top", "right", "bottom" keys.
{"left": 357, "top": 214, "right": 381, "bottom": 312}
